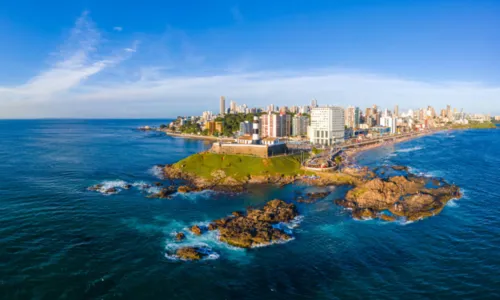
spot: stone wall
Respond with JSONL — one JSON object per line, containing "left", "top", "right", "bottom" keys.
{"left": 210, "top": 143, "right": 287, "bottom": 158}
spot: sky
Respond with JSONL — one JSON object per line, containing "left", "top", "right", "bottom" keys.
{"left": 0, "top": 0, "right": 499, "bottom": 118}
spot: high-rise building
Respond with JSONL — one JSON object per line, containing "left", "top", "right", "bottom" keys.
{"left": 229, "top": 100, "right": 237, "bottom": 113}
{"left": 292, "top": 115, "right": 309, "bottom": 136}
{"left": 380, "top": 116, "right": 397, "bottom": 134}
{"left": 446, "top": 105, "right": 451, "bottom": 118}
{"left": 310, "top": 106, "right": 345, "bottom": 145}
{"left": 345, "top": 106, "right": 360, "bottom": 129}
{"left": 220, "top": 96, "right": 226, "bottom": 116}
{"left": 394, "top": 105, "right": 399, "bottom": 117}
{"left": 260, "top": 113, "right": 291, "bottom": 137}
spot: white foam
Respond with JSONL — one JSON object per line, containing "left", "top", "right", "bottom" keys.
{"left": 446, "top": 199, "right": 459, "bottom": 207}
{"left": 149, "top": 165, "right": 165, "bottom": 179}
{"left": 89, "top": 180, "right": 130, "bottom": 195}
{"left": 396, "top": 146, "right": 423, "bottom": 153}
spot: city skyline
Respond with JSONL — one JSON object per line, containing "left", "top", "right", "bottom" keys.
{"left": 0, "top": 1, "right": 499, "bottom": 118}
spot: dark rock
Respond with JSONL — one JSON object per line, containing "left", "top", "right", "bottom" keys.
{"left": 148, "top": 186, "right": 176, "bottom": 198}
{"left": 103, "top": 187, "right": 117, "bottom": 194}
{"left": 392, "top": 165, "right": 409, "bottom": 171}
{"left": 176, "top": 247, "right": 207, "bottom": 261}
{"left": 379, "top": 214, "right": 396, "bottom": 222}
{"left": 190, "top": 225, "right": 202, "bottom": 236}
{"left": 154, "top": 182, "right": 163, "bottom": 187}
{"left": 123, "top": 184, "right": 132, "bottom": 189}
{"left": 208, "top": 223, "right": 217, "bottom": 231}
{"left": 352, "top": 208, "right": 376, "bottom": 220}
{"left": 215, "top": 199, "right": 298, "bottom": 248}
{"left": 232, "top": 211, "right": 244, "bottom": 217}
{"left": 87, "top": 184, "right": 103, "bottom": 191}
{"left": 175, "top": 232, "right": 185, "bottom": 241}
{"left": 177, "top": 186, "right": 191, "bottom": 193}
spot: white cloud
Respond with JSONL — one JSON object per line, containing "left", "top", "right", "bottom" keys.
{"left": 113, "top": 26, "right": 123, "bottom": 32}
{"left": 0, "top": 12, "right": 135, "bottom": 108}
{"left": 0, "top": 12, "right": 499, "bottom": 118}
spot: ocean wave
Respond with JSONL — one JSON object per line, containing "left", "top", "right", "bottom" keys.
{"left": 88, "top": 180, "right": 130, "bottom": 195}
{"left": 396, "top": 146, "right": 423, "bottom": 153}
{"left": 446, "top": 199, "right": 459, "bottom": 207}
{"left": 149, "top": 165, "right": 165, "bottom": 179}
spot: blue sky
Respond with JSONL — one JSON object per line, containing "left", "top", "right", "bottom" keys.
{"left": 0, "top": 0, "right": 499, "bottom": 118}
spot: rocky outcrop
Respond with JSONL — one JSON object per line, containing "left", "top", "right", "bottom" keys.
{"left": 190, "top": 225, "right": 202, "bottom": 236}
{"left": 147, "top": 186, "right": 176, "bottom": 199}
{"left": 175, "top": 247, "right": 207, "bottom": 261}
{"left": 392, "top": 165, "right": 409, "bottom": 171}
{"left": 337, "top": 173, "right": 461, "bottom": 222}
{"left": 177, "top": 186, "right": 191, "bottom": 193}
{"left": 210, "top": 199, "right": 299, "bottom": 248}
{"left": 175, "top": 232, "right": 186, "bottom": 241}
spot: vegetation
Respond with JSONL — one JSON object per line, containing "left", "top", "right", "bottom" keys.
{"left": 159, "top": 124, "right": 167, "bottom": 129}
{"left": 334, "top": 156, "right": 342, "bottom": 165}
{"left": 173, "top": 153, "right": 309, "bottom": 181}
{"left": 214, "top": 113, "right": 256, "bottom": 136}
{"left": 179, "top": 120, "right": 201, "bottom": 134}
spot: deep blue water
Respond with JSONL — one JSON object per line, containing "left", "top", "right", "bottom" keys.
{"left": 1, "top": 120, "right": 499, "bottom": 299}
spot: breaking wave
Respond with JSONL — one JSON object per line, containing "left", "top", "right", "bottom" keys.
{"left": 396, "top": 146, "right": 423, "bottom": 153}
{"left": 149, "top": 165, "right": 165, "bottom": 179}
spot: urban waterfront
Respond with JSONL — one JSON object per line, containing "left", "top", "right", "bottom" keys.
{"left": 1, "top": 120, "right": 499, "bottom": 299}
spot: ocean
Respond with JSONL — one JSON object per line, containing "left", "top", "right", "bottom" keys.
{"left": 0, "top": 119, "right": 499, "bottom": 299}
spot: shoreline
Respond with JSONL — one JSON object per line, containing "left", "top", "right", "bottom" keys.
{"left": 162, "top": 130, "right": 234, "bottom": 142}
{"left": 343, "top": 130, "right": 438, "bottom": 163}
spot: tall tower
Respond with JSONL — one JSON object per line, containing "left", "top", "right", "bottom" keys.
{"left": 252, "top": 116, "right": 261, "bottom": 144}
{"left": 220, "top": 96, "right": 226, "bottom": 116}
{"left": 394, "top": 105, "right": 399, "bottom": 117}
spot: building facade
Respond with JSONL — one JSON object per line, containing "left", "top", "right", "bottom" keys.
{"left": 310, "top": 106, "right": 345, "bottom": 145}
{"left": 260, "top": 112, "right": 292, "bottom": 138}
{"left": 220, "top": 96, "right": 226, "bottom": 116}
{"left": 345, "top": 106, "right": 360, "bottom": 129}
{"left": 292, "top": 115, "right": 309, "bottom": 136}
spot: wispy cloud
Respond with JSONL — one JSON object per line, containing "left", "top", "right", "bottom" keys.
{"left": 1, "top": 12, "right": 499, "bottom": 118}
{"left": 0, "top": 12, "right": 135, "bottom": 106}
{"left": 113, "top": 26, "right": 123, "bottom": 32}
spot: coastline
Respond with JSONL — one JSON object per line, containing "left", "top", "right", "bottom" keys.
{"left": 162, "top": 130, "right": 234, "bottom": 142}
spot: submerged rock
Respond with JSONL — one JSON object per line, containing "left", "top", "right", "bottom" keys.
{"left": 392, "top": 165, "right": 409, "bottom": 171}
{"left": 103, "top": 187, "right": 117, "bottom": 194}
{"left": 87, "top": 184, "right": 103, "bottom": 191}
{"left": 297, "top": 191, "right": 331, "bottom": 203}
{"left": 154, "top": 182, "right": 163, "bottom": 187}
{"left": 352, "top": 208, "right": 376, "bottom": 220}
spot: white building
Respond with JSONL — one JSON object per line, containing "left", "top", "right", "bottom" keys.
{"left": 380, "top": 116, "right": 397, "bottom": 134}
{"left": 310, "top": 106, "right": 345, "bottom": 145}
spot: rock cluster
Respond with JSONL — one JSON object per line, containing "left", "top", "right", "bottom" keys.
{"left": 148, "top": 186, "right": 176, "bottom": 199}
{"left": 336, "top": 173, "right": 461, "bottom": 221}
{"left": 205, "top": 199, "right": 299, "bottom": 248}
{"left": 175, "top": 246, "right": 208, "bottom": 260}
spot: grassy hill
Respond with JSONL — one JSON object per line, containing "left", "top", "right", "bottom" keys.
{"left": 173, "top": 152, "right": 308, "bottom": 181}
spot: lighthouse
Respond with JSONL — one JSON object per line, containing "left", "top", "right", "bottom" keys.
{"left": 252, "top": 116, "right": 261, "bottom": 144}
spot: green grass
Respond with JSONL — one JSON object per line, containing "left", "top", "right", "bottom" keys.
{"left": 174, "top": 153, "right": 308, "bottom": 181}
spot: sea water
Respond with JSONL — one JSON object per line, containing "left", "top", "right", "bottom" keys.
{"left": 0, "top": 120, "right": 499, "bottom": 299}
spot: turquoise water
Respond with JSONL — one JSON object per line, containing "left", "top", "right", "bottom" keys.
{"left": 0, "top": 120, "right": 499, "bottom": 299}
